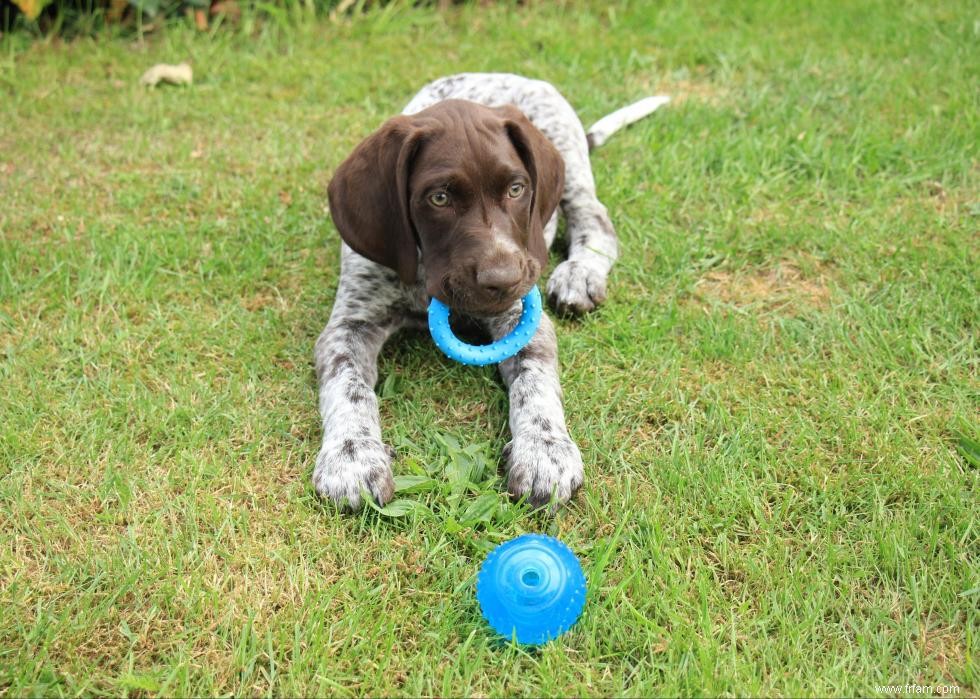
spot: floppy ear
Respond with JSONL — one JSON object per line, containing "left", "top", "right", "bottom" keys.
{"left": 496, "top": 105, "right": 565, "bottom": 270}
{"left": 327, "top": 116, "right": 423, "bottom": 285}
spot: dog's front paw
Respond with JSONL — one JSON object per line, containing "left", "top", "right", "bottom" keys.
{"left": 313, "top": 437, "right": 395, "bottom": 511}
{"left": 546, "top": 260, "right": 608, "bottom": 315}
{"left": 504, "top": 431, "right": 584, "bottom": 509}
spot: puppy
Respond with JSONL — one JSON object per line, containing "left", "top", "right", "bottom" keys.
{"left": 315, "top": 73, "right": 667, "bottom": 510}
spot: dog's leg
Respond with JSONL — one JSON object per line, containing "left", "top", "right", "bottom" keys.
{"left": 312, "top": 255, "right": 406, "bottom": 510}
{"left": 484, "top": 309, "right": 583, "bottom": 508}
{"left": 546, "top": 145, "right": 619, "bottom": 315}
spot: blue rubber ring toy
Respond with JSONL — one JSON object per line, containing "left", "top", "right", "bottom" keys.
{"left": 428, "top": 287, "right": 542, "bottom": 366}
{"left": 476, "top": 534, "right": 587, "bottom": 645}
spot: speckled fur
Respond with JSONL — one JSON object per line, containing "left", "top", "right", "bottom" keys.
{"left": 314, "top": 73, "right": 647, "bottom": 511}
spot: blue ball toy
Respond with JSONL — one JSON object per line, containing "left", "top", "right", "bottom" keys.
{"left": 476, "top": 534, "right": 587, "bottom": 645}
{"left": 428, "top": 287, "right": 542, "bottom": 366}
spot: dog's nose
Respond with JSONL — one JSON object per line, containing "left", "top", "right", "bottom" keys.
{"left": 475, "top": 263, "right": 523, "bottom": 295}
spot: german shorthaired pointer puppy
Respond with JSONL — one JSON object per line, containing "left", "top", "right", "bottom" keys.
{"left": 315, "top": 73, "right": 667, "bottom": 511}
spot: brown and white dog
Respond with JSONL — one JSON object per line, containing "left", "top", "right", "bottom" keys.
{"left": 315, "top": 73, "right": 668, "bottom": 511}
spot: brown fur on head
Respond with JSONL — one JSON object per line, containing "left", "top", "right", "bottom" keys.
{"left": 328, "top": 99, "right": 564, "bottom": 315}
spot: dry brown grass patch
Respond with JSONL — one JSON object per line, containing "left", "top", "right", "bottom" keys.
{"left": 693, "top": 260, "right": 833, "bottom": 315}
{"left": 919, "top": 622, "right": 967, "bottom": 682}
{"left": 630, "top": 66, "right": 731, "bottom": 107}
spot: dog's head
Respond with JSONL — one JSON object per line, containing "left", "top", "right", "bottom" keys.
{"left": 328, "top": 100, "right": 564, "bottom": 315}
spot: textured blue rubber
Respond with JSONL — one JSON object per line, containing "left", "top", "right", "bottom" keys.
{"left": 427, "top": 287, "right": 542, "bottom": 366}
{"left": 476, "top": 534, "right": 587, "bottom": 645}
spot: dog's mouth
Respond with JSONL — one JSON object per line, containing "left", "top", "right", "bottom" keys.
{"left": 436, "top": 275, "right": 536, "bottom": 316}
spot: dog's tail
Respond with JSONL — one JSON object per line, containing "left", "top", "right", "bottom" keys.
{"left": 586, "top": 95, "right": 670, "bottom": 150}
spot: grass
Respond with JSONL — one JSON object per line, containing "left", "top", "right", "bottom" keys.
{"left": 1, "top": 0, "right": 977, "bottom": 695}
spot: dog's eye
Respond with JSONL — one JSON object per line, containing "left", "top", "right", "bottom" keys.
{"left": 429, "top": 191, "right": 450, "bottom": 207}
{"left": 507, "top": 182, "right": 526, "bottom": 199}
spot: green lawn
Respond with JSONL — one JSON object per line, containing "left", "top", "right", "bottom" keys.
{"left": 1, "top": 1, "right": 977, "bottom": 695}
